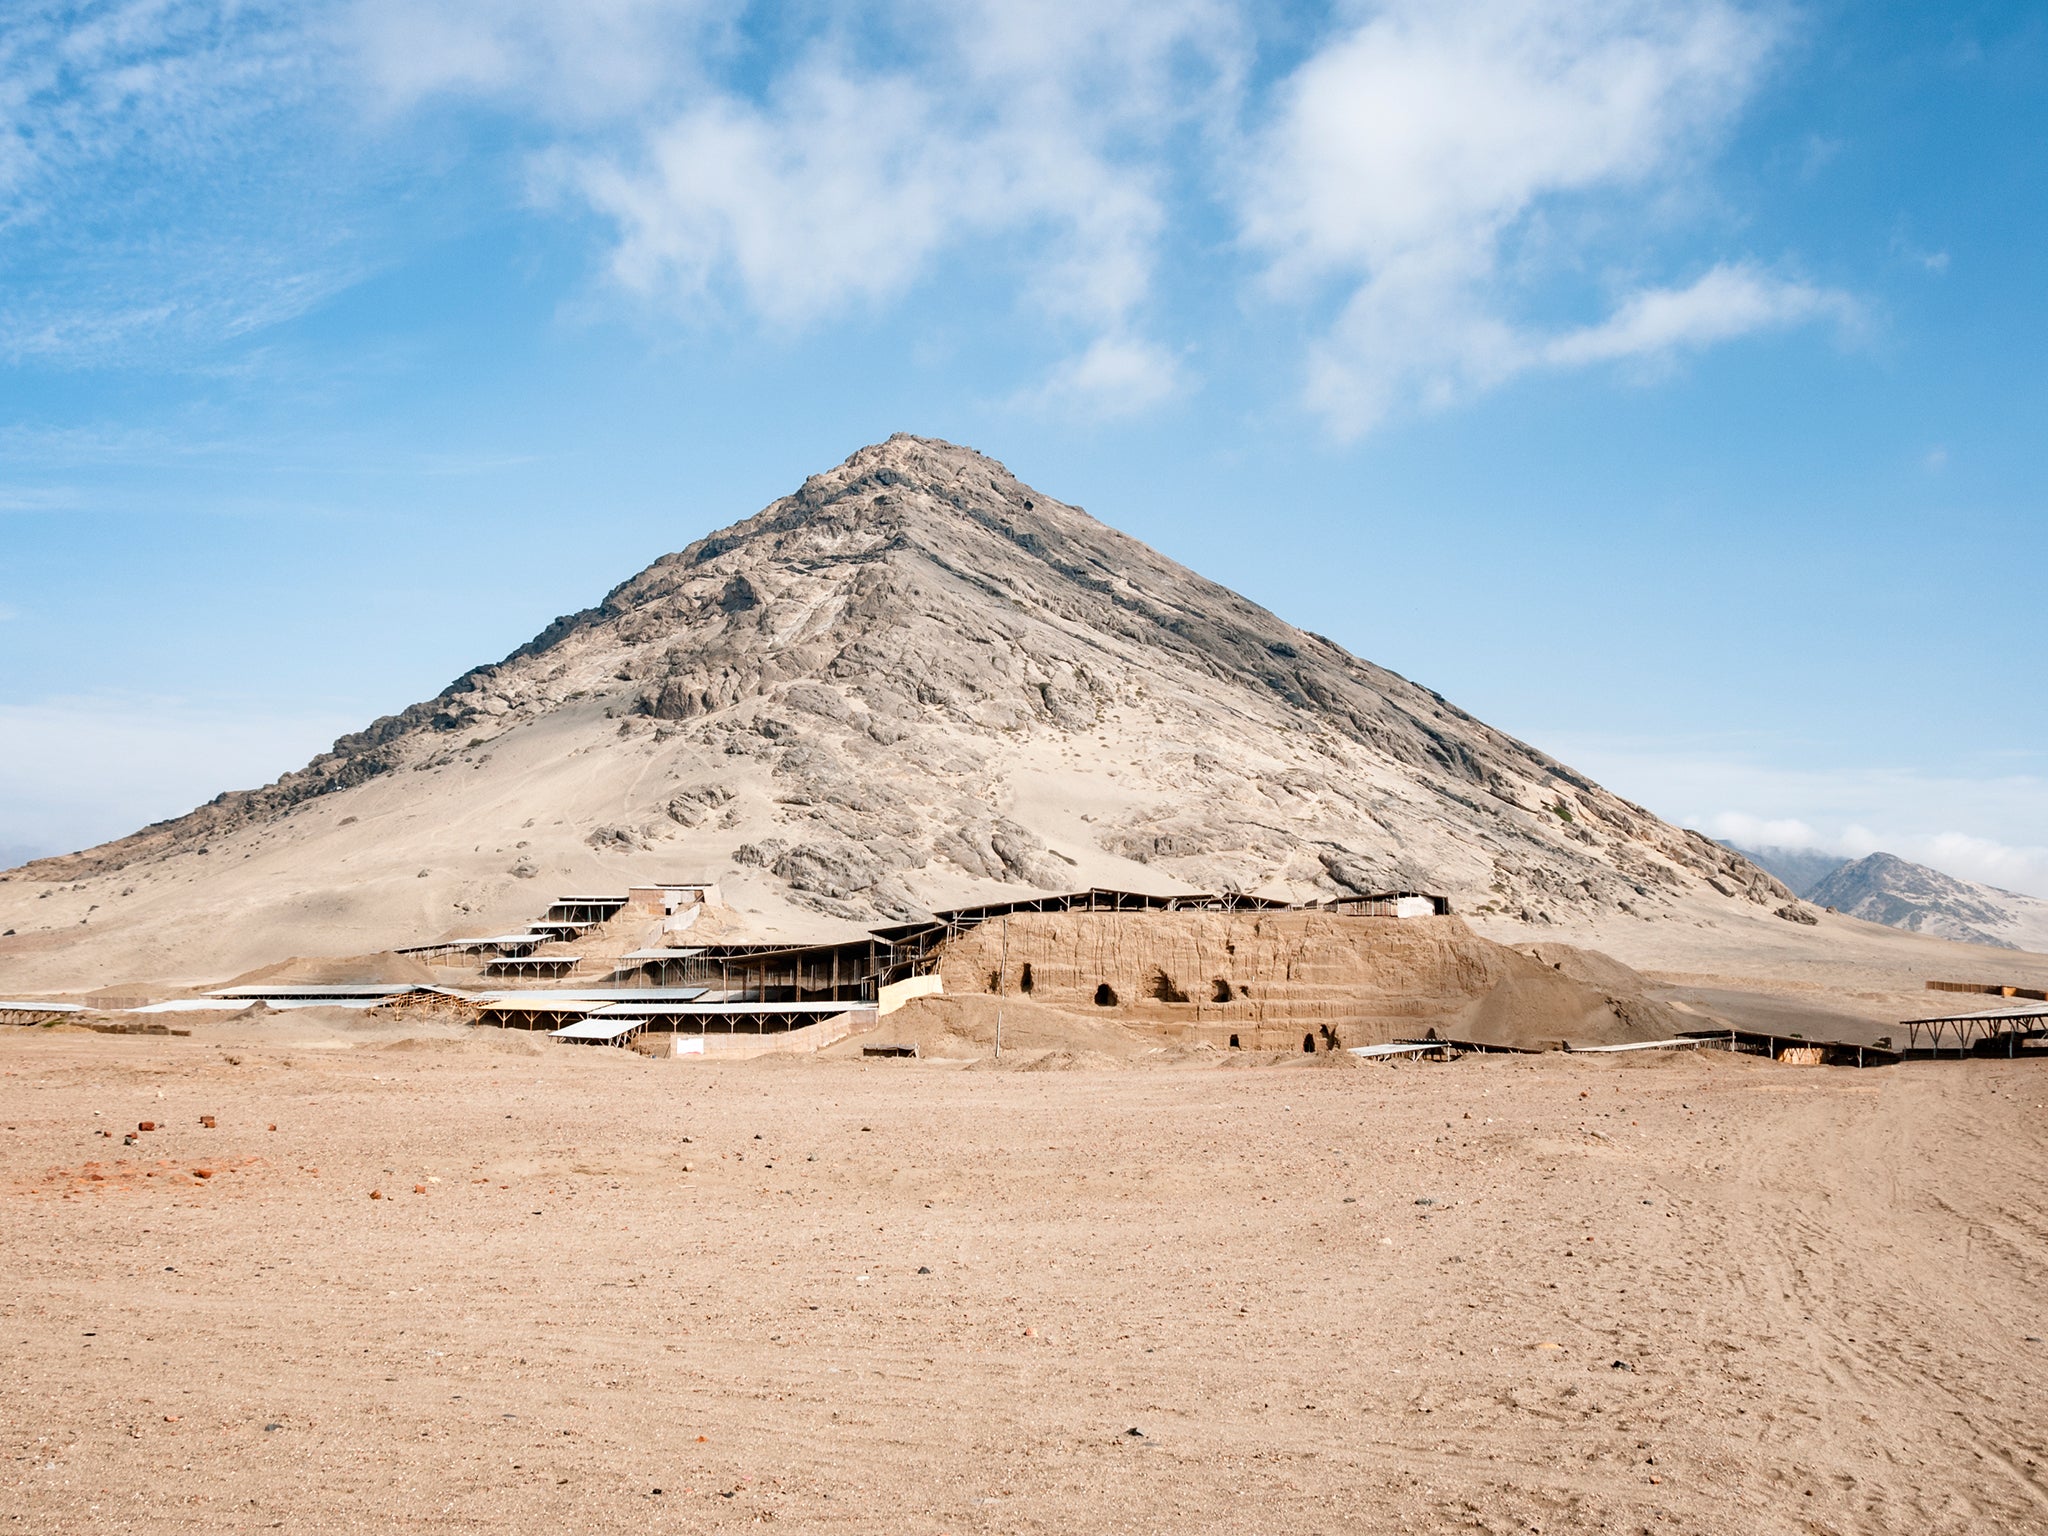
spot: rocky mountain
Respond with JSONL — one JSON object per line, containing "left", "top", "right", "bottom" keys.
{"left": 1724, "top": 844, "right": 1849, "bottom": 900}
{"left": 0, "top": 435, "right": 1790, "bottom": 986}
{"left": 1808, "top": 853, "right": 2048, "bottom": 953}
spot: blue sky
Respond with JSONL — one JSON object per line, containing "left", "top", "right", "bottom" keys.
{"left": 2, "top": 0, "right": 2044, "bottom": 893}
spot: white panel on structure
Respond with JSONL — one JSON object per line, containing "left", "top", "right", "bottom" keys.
{"left": 878, "top": 973, "right": 944, "bottom": 1015}
{"left": 548, "top": 1016, "right": 644, "bottom": 1042}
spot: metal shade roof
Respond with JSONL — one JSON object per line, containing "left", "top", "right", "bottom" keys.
{"left": 209, "top": 984, "right": 424, "bottom": 999}
{"left": 549, "top": 1017, "right": 646, "bottom": 1042}
{"left": 606, "top": 1002, "right": 875, "bottom": 1017}
{"left": 478, "top": 997, "right": 611, "bottom": 1014}
{"left": 1899, "top": 1003, "right": 2048, "bottom": 1025}
{"left": 478, "top": 988, "right": 707, "bottom": 1004}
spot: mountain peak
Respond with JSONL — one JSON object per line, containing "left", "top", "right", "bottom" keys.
{"left": 796, "top": 433, "right": 1035, "bottom": 518}
{"left": 629, "top": 433, "right": 1095, "bottom": 591}
{"left": 1809, "top": 851, "right": 2048, "bottom": 951}
{"left": 3, "top": 439, "right": 1791, "bottom": 982}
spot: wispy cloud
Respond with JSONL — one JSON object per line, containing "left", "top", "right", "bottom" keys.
{"left": 1541, "top": 263, "right": 1857, "bottom": 368}
{"left": 1245, "top": 0, "right": 1851, "bottom": 434}
{"left": 1016, "top": 331, "right": 1186, "bottom": 418}
{"left": 348, "top": 0, "right": 734, "bottom": 121}
{"left": 531, "top": 1, "right": 1240, "bottom": 396}
{"left": 1709, "top": 812, "right": 2048, "bottom": 903}
{"left": 0, "top": 1, "right": 366, "bottom": 364}
{"left": 4, "top": 1, "right": 1854, "bottom": 422}
{"left": 0, "top": 485, "right": 84, "bottom": 512}
{"left": 345, "top": 0, "right": 1244, "bottom": 403}
{"left": 0, "top": 423, "right": 250, "bottom": 467}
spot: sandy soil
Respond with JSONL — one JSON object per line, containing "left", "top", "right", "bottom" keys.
{"left": 1479, "top": 904, "right": 2048, "bottom": 999}
{"left": 1476, "top": 905, "right": 2048, "bottom": 1047}
{"left": 5, "top": 1020, "right": 2046, "bottom": 1534}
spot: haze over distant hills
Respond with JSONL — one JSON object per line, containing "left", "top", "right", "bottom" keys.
{"left": 1733, "top": 843, "right": 2048, "bottom": 953}
{"left": 1726, "top": 844, "right": 1854, "bottom": 902}
{"left": 3, "top": 436, "right": 1796, "bottom": 987}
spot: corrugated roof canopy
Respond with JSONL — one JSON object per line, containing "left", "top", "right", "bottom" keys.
{"left": 549, "top": 1017, "right": 646, "bottom": 1041}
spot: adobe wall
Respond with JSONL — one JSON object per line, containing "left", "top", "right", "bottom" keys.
{"left": 934, "top": 911, "right": 1642, "bottom": 1051}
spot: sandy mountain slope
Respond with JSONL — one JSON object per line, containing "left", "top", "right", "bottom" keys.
{"left": 0, "top": 434, "right": 1790, "bottom": 991}
{"left": 1808, "top": 852, "right": 2048, "bottom": 952}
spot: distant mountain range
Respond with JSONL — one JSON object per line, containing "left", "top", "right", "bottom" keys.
{"left": 1730, "top": 844, "right": 2048, "bottom": 952}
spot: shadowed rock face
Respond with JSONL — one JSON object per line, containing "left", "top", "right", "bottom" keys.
{"left": 9, "top": 435, "right": 1785, "bottom": 956}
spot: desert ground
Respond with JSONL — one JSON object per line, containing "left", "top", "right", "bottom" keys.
{"left": 5, "top": 1014, "right": 2045, "bottom": 1535}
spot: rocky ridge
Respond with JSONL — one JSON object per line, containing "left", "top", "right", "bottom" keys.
{"left": 1808, "top": 853, "right": 2048, "bottom": 953}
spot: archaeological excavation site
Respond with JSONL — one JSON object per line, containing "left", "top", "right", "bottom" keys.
{"left": 7, "top": 875, "right": 2031, "bottom": 1068}
{"left": 6, "top": 438, "right": 2038, "bottom": 1067}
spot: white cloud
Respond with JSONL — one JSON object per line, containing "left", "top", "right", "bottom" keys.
{"left": 3, "top": 1, "right": 1854, "bottom": 414}
{"left": 566, "top": 41, "right": 1195, "bottom": 337}
{"left": 347, "top": 0, "right": 733, "bottom": 120}
{"left": 1541, "top": 263, "right": 1856, "bottom": 367}
{"left": 1709, "top": 815, "right": 2048, "bottom": 902}
{"left": 569, "top": 61, "right": 984, "bottom": 328}
{"left": 1246, "top": 0, "right": 1765, "bottom": 286}
{"left": 1910, "top": 832, "right": 2048, "bottom": 896}
{"left": 1246, "top": 0, "right": 1850, "bottom": 434}
{"left": 381, "top": 0, "right": 1241, "bottom": 404}
{"left": 1707, "top": 812, "right": 1827, "bottom": 850}
{"left": 0, "top": 695, "right": 359, "bottom": 858}
{"left": 1020, "top": 332, "right": 1185, "bottom": 418}
{"left": 1550, "top": 735, "right": 2048, "bottom": 898}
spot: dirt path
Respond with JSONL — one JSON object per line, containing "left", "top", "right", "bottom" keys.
{"left": 2, "top": 1031, "right": 2044, "bottom": 1533}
